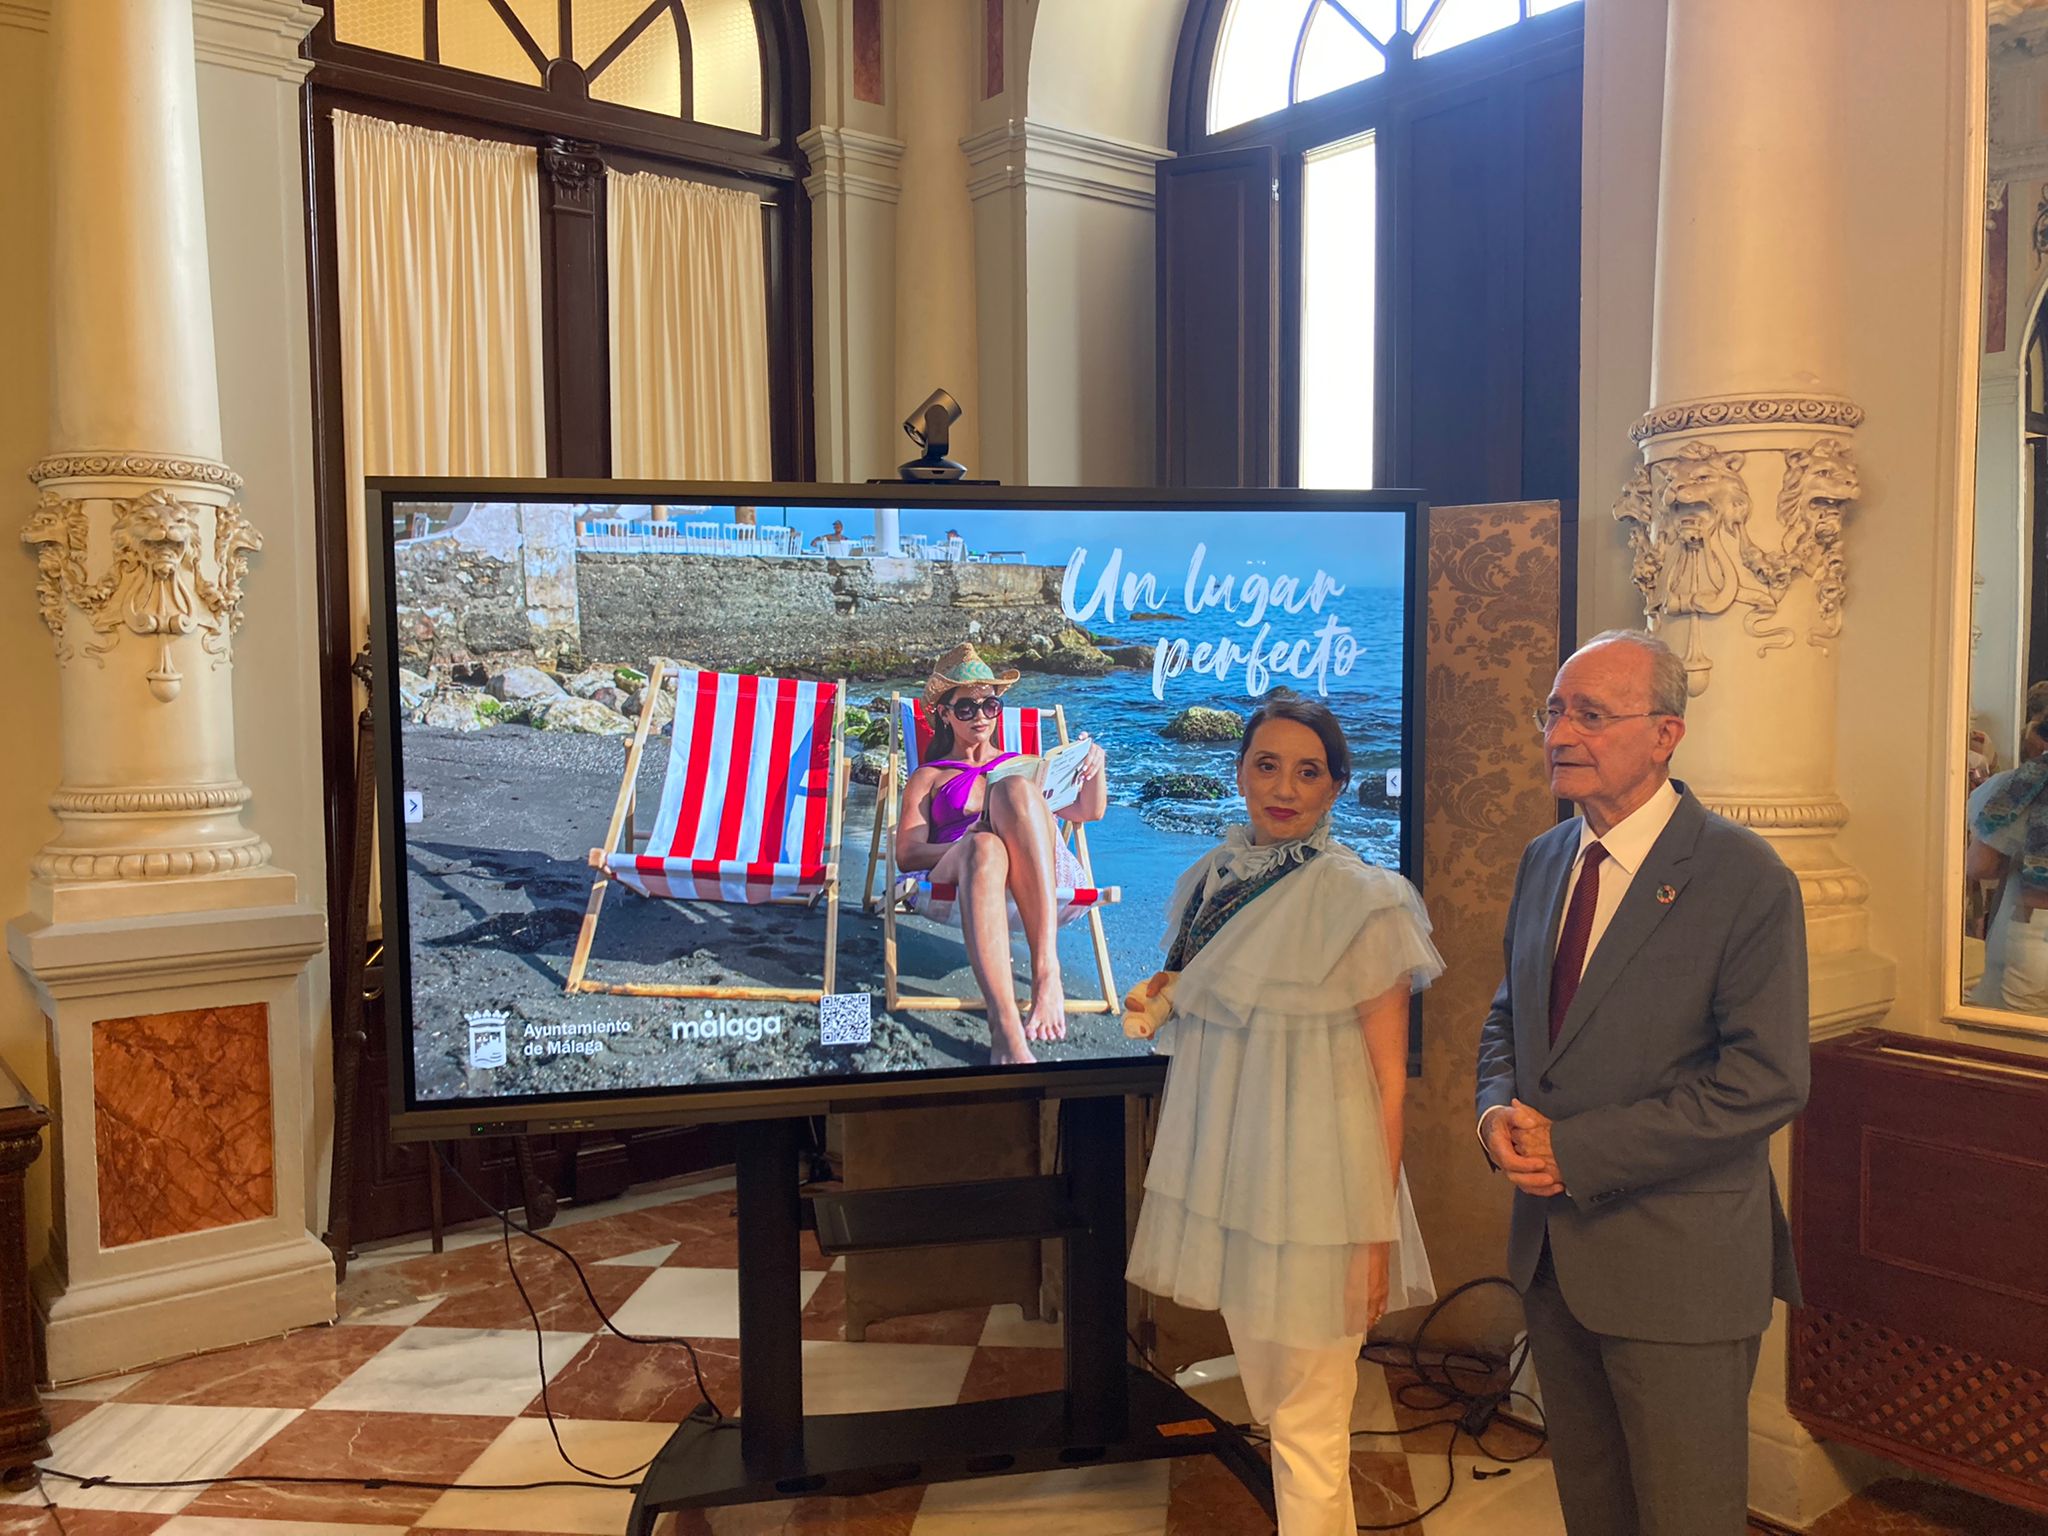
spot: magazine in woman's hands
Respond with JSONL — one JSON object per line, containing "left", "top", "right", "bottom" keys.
{"left": 984, "top": 737, "right": 1096, "bottom": 814}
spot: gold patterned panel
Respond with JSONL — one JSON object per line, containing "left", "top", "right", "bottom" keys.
{"left": 333, "top": 0, "right": 425, "bottom": 58}
{"left": 93, "top": 1004, "right": 275, "bottom": 1248}
{"left": 439, "top": 0, "right": 543, "bottom": 86}
{"left": 1406, "top": 501, "right": 1563, "bottom": 1305}
{"left": 682, "top": 0, "right": 764, "bottom": 133}
{"left": 573, "top": 0, "right": 648, "bottom": 69}
{"left": 592, "top": 10, "right": 684, "bottom": 118}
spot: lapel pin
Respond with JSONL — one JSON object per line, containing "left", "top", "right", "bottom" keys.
{"left": 1656, "top": 884, "right": 1677, "bottom": 906}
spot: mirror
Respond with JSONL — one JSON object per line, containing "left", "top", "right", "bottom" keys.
{"left": 1963, "top": 2, "right": 2048, "bottom": 1028}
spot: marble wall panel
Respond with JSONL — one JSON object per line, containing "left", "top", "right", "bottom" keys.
{"left": 92, "top": 1003, "right": 275, "bottom": 1247}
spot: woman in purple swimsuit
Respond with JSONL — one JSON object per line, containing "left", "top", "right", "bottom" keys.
{"left": 896, "top": 643, "right": 1108, "bottom": 1065}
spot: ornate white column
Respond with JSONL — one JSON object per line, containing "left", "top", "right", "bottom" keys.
{"left": 24, "top": 0, "right": 294, "bottom": 919}
{"left": 7, "top": 0, "right": 330, "bottom": 1380}
{"left": 894, "top": 0, "right": 981, "bottom": 474}
{"left": 1616, "top": 0, "right": 1893, "bottom": 1522}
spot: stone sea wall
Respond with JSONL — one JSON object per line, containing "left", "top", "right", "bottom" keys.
{"left": 390, "top": 512, "right": 1138, "bottom": 680}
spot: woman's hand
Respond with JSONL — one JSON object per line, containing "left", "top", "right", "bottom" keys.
{"left": 1074, "top": 735, "right": 1107, "bottom": 783}
{"left": 1345, "top": 1241, "right": 1391, "bottom": 1336}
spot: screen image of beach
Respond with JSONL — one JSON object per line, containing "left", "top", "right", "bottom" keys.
{"left": 382, "top": 493, "right": 1415, "bottom": 1113}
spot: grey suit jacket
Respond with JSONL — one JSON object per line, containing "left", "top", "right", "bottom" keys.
{"left": 1474, "top": 782, "right": 1810, "bottom": 1344}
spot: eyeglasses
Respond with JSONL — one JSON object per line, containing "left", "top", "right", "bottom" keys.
{"left": 949, "top": 698, "right": 1004, "bottom": 720}
{"left": 1532, "top": 706, "right": 1665, "bottom": 735}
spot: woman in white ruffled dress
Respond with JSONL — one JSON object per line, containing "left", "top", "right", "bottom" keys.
{"left": 1124, "top": 693, "right": 1443, "bottom": 1536}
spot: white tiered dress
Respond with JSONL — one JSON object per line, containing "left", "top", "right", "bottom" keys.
{"left": 1126, "top": 822, "right": 1444, "bottom": 1348}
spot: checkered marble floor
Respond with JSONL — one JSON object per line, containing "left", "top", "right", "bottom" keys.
{"left": 2, "top": 1175, "right": 2028, "bottom": 1536}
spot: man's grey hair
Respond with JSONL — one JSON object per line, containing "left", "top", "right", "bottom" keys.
{"left": 1575, "top": 629, "right": 1688, "bottom": 719}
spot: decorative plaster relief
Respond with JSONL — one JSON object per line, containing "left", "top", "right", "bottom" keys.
{"left": 92, "top": 1003, "right": 274, "bottom": 1248}
{"left": 1613, "top": 435, "right": 1863, "bottom": 693}
{"left": 22, "top": 487, "right": 263, "bottom": 703}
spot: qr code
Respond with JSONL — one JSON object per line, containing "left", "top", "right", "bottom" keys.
{"left": 818, "top": 992, "right": 873, "bottom": 1047}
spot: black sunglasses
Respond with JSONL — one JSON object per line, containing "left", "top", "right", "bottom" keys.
{"left": 948, "top": 698, "right": 1003, "bottom": 720}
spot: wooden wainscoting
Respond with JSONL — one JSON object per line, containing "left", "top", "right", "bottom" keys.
{"left": 1790, "top": 1028, "right": 2048, "bottom": 1516}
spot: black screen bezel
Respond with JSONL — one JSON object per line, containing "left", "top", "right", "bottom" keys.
{"left": 366, "top": 478, "right": 1430, "bottom": 1139}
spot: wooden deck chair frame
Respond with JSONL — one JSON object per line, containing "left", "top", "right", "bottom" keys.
{"left": 564, "top": 662, "right": 849, "bottom": 1003}
{"left": 871, "top": 693, "right": 1121, "bottom": 1015}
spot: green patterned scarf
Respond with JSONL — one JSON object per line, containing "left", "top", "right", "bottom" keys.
{"left": 1165, "top": 843, "right": 1323, "bottom": 973}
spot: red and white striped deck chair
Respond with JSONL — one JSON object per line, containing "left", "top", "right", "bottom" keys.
{"left": 565, "top": 663, "right": 848, "bottom": 1001}
{"left": 872, "top": 693, "right": 1121, "bottom": 1015}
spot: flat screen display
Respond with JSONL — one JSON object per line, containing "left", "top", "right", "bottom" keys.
{"left": 370, "top": 482, "right": 1425, "bottom": 1134}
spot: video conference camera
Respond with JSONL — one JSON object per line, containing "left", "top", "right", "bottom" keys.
{"left": 899, "top": 388, "right": 967, "bottom": 483}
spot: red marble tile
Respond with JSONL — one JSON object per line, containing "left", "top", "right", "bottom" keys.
{"left": 662, "top": 1481, "right": 923, "bottom": 1533}
{"left": 113, "top": 1325, "right": 404, "bottom": 1408}
{"left": 176, "top": 1409, "right": 510, "bottom": 1525}
{"left": 0, "top": 1511, "right": 166, "bottom": 1536}
{"left": 1350, "top": 1448, "right": 1423, "bottom": 1526}
{"left": 955, "top": 1344, "right": 1067, "bottom": 1403}
{"left": 1808, "top": 1477, "right": 2048, "bottom": 1535}
{"left": 800, "top": 1271, "right": 988, "bottom": 1345}
{"left": 983, "top": 0, "right": 1004, "bottom": 97}
{"left": 1166, "top": 1451, "right": 1276, "bottom": 1535}
{"left": 92, "top": 1003, "right": 273, "bottom": 1246}
{"left": 852, "top": 0, "right": 883, "bottom": 104}
{"left": 525, "top": 1336, "right": 743, "bottom": 1424}
{"left": 41, "top": 1398, "right": 99, "bottom": 1434}
{"left": 419, "top": 1247, "right": 652, "bottom": 1332}
{"left": 642, "top": 1194, "right": 829, "bottom": 1272}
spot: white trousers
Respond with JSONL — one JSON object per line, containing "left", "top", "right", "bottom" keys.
{"left": 1226, "top": 1318, "right": 1365, "bottom": 1536}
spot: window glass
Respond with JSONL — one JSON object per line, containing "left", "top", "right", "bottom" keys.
{"left": 1300, "top": 133, "right": 1377, "bottom": 488}
{"left": 1295, "top": 3, "right": 1385, "bottom": 107}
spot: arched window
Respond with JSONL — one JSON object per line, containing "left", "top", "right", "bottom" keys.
{"left": 1161, "top": 0, "right": 1582, "bottom": 501}
{"left": 301, "top": 0, "right": 813, "bottom": 1076}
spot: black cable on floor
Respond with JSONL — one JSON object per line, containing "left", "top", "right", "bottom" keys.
{"left": 432, "top": 1145, "right": 731, "bottom": 1483}
{"left": 25, "top": 1159, "right": 745, "bottom": 1516}
{"left": 1126, "top": 1272, "right": 1548, "bottom": 1532}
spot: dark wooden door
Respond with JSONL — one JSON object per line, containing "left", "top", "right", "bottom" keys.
{"left": 1157, "top": 146, "right": 1280, "bottom": 488}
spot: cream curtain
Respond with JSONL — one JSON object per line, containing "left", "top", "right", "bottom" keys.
{"left": 607, "top": 169, "right": 772, "bottom": 480}
{"left": 332, "top": 110, "right": 547, "bottom": 647}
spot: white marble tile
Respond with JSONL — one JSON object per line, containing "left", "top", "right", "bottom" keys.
{"left": 43, "top": 1373, "right": 148, "bottom": 1401}
{"left": 1, "top": 1402, "right": 300, "bottom": 1515}
{"left": 799, "top": 1340, "right": 975, "bottom": 1416}
{"left": 335, "top": 1297, "right": 443, "bottom": 1327}
{"left": 911, "top": 1460, "right": 1170, "bottom": 1534}
{"left": 413, "top": 1415, "right": 675, "bottom": 1535}
{"left": 1410, "top": 1451, "right": 1566, "bottom": 1536}
{"left": 596, "top": 1243, "right": 679, "bottom": 1267}
{"left": 313, "top": 1325, "right": 589, "bottom": 1416}
{"left": 607, "top": 1266, "right": 825, "bottom": 1341}
{"left": 158, "top": 1518, "right": 408, "bottom": 1536}
{"left": 830, "top": 1254, "right": 846, "bottom": 1273}
{"left": 979, "top": 1303, "right": 1061, "bottom": 1350}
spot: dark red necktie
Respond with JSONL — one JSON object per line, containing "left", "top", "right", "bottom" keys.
{"left": 1548, "top": 843, "right": 1609, "bottom": 1046}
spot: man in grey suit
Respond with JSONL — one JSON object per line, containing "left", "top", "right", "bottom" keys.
{"left": 1475, "top": 630, "right": 1809, "bottom": 1536}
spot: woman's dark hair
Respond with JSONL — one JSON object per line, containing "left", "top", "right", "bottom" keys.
{"left": 1237, "top": 691, "right": 1352, "bottom": 791}
{"left": 924, "top": 689, "right": 959, "bottom": 761}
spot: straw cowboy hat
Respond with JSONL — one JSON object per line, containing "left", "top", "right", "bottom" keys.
{"left": 923, "top": 642, "right": 1020, "bottom": 710}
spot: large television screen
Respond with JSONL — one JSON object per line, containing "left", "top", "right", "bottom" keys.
{"left": 370, "top": 482, "right": 1425, "bottom": 1136}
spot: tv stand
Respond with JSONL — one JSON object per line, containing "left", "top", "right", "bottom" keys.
{"left": 624, "top": 1096, "right": 1273, "bottom": 1530}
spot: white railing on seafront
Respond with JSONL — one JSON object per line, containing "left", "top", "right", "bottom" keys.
{"left": 577, "top": 520, "right": 802, "bottom": 556}
{"left": 572, "top": 520, "right": 1019, "bottom": 563}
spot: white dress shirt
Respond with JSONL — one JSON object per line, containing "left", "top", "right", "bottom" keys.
{"left": 1552, "top": 778, "right": 1682, "bottom": 984}
{"left": 1478, "top": 777, "right": 1683, "bottom": 1156}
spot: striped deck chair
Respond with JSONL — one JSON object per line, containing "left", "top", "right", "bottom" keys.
{"left": 869, "top": 693, "right": 1121, "bottom": 1014}
{"left": 564, "top": 663, "right": 848, "bottom": 1001}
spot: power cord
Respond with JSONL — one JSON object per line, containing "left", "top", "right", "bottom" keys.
{"left": 27, "top": 1151, "right": 739, "bottom": 1514}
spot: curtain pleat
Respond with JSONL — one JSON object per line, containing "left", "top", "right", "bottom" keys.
{"left": 332, "top": 110, "right": 546, "bottom": 648}
{"left": 606, "top": 169, "right": 773, "bottom": 480}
